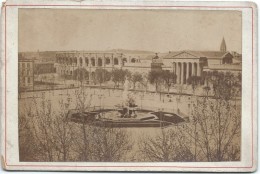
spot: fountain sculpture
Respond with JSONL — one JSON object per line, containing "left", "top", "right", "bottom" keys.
{"left": 120, "top": 77, "right": 138, "bottom": 118}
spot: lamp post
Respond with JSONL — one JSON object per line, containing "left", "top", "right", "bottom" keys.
{"left": 158, "top": 103, "right": 164, "bottom": 129}
{"left": 176, "top": 95, "right": 180, "bottom": 114}
{"left": 98, "top": 93, "right": 103, "bottom": 111}
{"left": 140, "top": 92, "right": 144, "bottom": 110}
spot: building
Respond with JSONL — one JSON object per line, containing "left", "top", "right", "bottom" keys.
{"left": 34, "top": 62, "right": 56, "bottom": 75}
{"left": 18, "top": 53, "right": 34, "bottom": 90}
{"left": 54, "top": 50, "right": 153, "bottom": 80}
{"left": 54, "top": 38, "right": 242, "bottom": 84}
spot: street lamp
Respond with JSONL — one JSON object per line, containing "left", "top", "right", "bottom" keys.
{"left": 140, "top": 92, "right": 144, "bottom": 110}
{"left": 176, "top": 95, "right": 180, "bottom": 114}
{"left": 158, "top": 103, "right": 164, "bottom": 129}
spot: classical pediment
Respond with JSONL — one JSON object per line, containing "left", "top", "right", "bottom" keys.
{"left": 171, "top": 51, "right": 199, "bottom": 59}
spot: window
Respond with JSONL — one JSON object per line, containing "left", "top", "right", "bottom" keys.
{"left": 27, "top": 63, "right": 30, "bottom": 68}
{"left": 28, "top": 77, "right": 31, "bottom": 83}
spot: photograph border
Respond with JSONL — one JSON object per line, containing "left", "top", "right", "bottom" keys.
{"left": 2, "top": 1, "right": 257, "bottom": 172}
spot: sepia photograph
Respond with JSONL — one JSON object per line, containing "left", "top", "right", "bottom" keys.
{"left": 17, "top": 9, "right": 243, "bottom": 163}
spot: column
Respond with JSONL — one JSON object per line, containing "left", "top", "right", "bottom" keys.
{"left": 181, "top": 62, "right": 184, "bottom": 84}
{"left": 95, "top": 54, "right": 98, "bottom": 67}
{"left": 173, "top": 62, "right": 176, "bottom": 74}
{"left": 103, "top": 56, "right": 106, "bottom": 67}
{"left": 197, "top": 63, "right": 201, "bottom": 76}
{"left": 83, "top": 57, "right": 86, "bottom": 67}
{"left": 112, "top": 54, "right": 114, "bottom": 67}
{"left": 186, "top": 63, "right": 190, "bottom": 82}
{"left": 192, "top": 62, "right": 195, "bottom": 76}
{"left": 77, "top": 57, "right": 79, "bottom": 67}
{"left": 176, "top": 62, "right": 180, "bottom": 84}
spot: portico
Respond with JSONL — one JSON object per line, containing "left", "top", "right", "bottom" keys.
{"left": 170, "top": 51, "right": 203, "bottom": 85}
{"left": 173, "top": 61, "right": 201, "bottom": 84}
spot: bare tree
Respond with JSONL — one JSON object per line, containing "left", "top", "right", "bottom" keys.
{"left": 90, "top": 125, "right": 133, "bottom": 162}
{"left": 73, "top": 87, "right": 93, "bottom": 161}
{"left": 138, "top": 128, "right": 194, "bottom": 162}
{"left": 30, "top": 93, "right": 57, "bottom": 161}
{"left": 19, "top": 106, "right": 39, "bottom": 161}
{"left": 52, "top": 96, "right": 75, "bottom": 161}
{"left": 179, "top": 96, "right": 241, "bottom": 162}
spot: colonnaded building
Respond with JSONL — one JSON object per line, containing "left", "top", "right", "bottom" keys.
{"left": 55, "top": 38, "right": 242, "bottom": 85}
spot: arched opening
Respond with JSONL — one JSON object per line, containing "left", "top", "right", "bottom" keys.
{"left": 79, "top": 57, "right": 83, "bottom": 66}
{"left": 98, "top": 58, "right": 103, "bottom": 67}
{"left": 114, "top": 58, "right": 119, "bottom": 65}
{"left": 91, "top": 58, "right": 95, "bottom": 66}
{"left": 106, "top": 58, "right": 111, "bottom": 65}
{"left": 74, "top": 57, "right": 77, "bottom": 64}
{"left": 70, "top": 58, "right": 72, "bottom": 65}
{"left": 85, "top": 57, "right": 89, "bottom": 66}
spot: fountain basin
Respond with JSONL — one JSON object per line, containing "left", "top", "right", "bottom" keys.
{"left": 67, "top": 109, "right": 185, "bottom": 128}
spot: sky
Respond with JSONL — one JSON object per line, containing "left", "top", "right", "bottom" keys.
{"left": 19, "top": 9, "right": 242, "bottom": 53}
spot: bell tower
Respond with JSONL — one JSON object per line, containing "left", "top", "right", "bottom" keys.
{"left": 220, "top": 37, "right": 227, "bottom": 52}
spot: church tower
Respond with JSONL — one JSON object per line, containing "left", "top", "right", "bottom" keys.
{"left": 220, "top": 37, "right": 227, "bottom": 52}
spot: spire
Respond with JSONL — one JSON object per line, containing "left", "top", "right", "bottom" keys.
{"left": 220, "top": 37, "right": 227, "bottom": 52}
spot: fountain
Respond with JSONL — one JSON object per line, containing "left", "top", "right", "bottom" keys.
{"left": 67, "top": 77, "right": 185, "bottom": 127}
{"left": 119, "top": 77, "right": 138, "bottom": 118}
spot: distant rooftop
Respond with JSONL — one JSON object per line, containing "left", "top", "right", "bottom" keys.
{"left": 163, "top": 50, "right": 233, "bottom": 59}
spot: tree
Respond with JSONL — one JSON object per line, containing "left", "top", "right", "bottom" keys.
{"left": 30, "top": 93, "right": 57, "bottom": 161}
{"left": 131, "top": 72, "right": 143, "bottom": 90}
{"left": 210, "top": 71, "right": 242, "bottom": 100}
{"left": 94, "top": 68, "right": 111, "bottom": 87}
{"left": 53, "top": 96, "right": 75, "bottom": 161}
{"left": 201, "top": 71, "right": 212, "bottom": 97}
{"left": 148, "top": 71, "right": 163, "bottom": 92}
{"left": 90, "top": 125, "right": 133, "bottom": 162}
{"left": 141, "top": 73, "right": 149, "bottom": 93}
{"left": 73, "top": 87, "right": 94, "bottom": 161}
{"left": 161, "top": 70, "right": 177, "bottom": 93}
{"left": 111, "top": 68, "right": 131, "bottom": 88}
{"left": 187, "top": 75, "right": 201, "bottom": 95}
{"left": 73, "top": 68, "right": 89, "bottom": 85}
{"left": 138, "top": 128, "right": 194, "bottom": 162}
{"left": 179, "top": 96, "right": 241, "bottom": 162}
{"left": 111, "top": 68, "right": 122, "bottom": 88}
{"left": 19, "top": 106, "right": 39, "bottom": 161}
